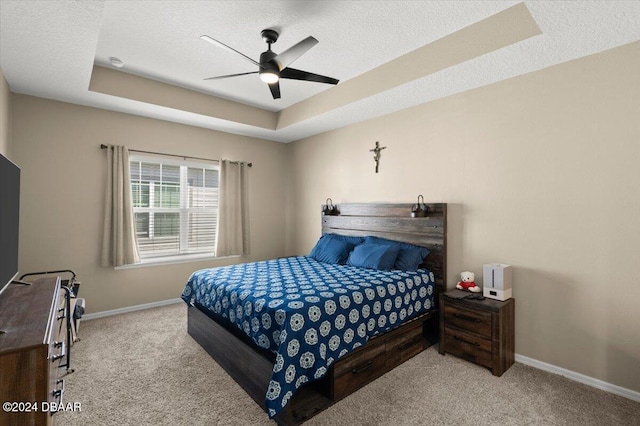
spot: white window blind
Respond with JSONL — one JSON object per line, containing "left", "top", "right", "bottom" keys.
{"left": 130, "top": 155, "right": 219, "bottom": 260}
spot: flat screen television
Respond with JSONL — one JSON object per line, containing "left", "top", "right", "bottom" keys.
{"left": 0, "top": 152, "right": 20, "bottom": 296}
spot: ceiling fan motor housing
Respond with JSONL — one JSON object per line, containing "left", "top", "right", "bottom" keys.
{"left": 259, "top": 50, "right": 280, "bottom": 81}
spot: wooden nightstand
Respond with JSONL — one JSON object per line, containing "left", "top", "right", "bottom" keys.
{"left": 439, "top": 291, "right": 515, "bottom": 376}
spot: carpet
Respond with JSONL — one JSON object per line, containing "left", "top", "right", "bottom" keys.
{"left": 56, "top": 303, "right": 640, "bottom": 425}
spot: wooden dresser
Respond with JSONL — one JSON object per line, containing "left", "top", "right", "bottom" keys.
{"left": 0, "top": 277, "right": 67, "bottom": 426}
{"left": 439, "top": 292, "right": 515, "bottom": 376}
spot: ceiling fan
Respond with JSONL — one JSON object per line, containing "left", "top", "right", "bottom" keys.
{"left": 200, "top": 29, "right": 339, "bottom": 100}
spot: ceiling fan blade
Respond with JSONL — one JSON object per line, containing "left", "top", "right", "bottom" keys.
{"left": 200, "top": 35, "right": 261, "bottom": 67}
{"left": 273, "top": 36, "right": 318, "bottom": 70}
{"left": 204, "top": 71, "right": 258, "bottom": 81}
{"left": 268, "top": 81, "right": 281, "bottom": 99}
{"left": 280, "top": 68, "right": 339, "bottom": 85}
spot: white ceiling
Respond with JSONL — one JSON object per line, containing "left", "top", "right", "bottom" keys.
{"left": 1, "top": 1, "right": 639, "bottom": 142}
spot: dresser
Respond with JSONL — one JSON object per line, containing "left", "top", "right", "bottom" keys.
{"left": 0, "top": 277, "right": 67, "bottom": 426}
{"left": 439, "top": 291, "right": 515, "bottom": 376}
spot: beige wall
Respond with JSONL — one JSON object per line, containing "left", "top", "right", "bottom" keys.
{"left": 11, "top": 95, "right": 288, "bottom": 313}
{"left": 7, "top": 39, "right": 639, "bottom": 394}
{"left": 287, "top": 42, "right": 640, "bottom": 392}
{"left": 0, "top": 68, "right": 11, "bottom": 157}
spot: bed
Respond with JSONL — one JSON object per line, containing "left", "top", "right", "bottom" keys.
{"left": 182, "top": 203, "right": 447, "bottom": 425}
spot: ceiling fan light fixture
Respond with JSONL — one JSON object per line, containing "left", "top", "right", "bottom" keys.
{"left": 259, "top": 71, "right": 279, "bottom": 84}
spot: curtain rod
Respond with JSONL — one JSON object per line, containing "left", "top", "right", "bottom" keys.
{"left": 99, "top": 144, "right": 252, "bottom": 167}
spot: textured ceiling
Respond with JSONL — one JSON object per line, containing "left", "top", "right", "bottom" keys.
{"left": 1, "top": 1, "right": 639, "bottom": 142}
{"left": 94, "top": 0, "right": 517, "bottom": 111}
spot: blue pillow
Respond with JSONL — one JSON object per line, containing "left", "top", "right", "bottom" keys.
{"left": 329, "top": 234, "right": 364, "bottom": 246}
{"left": 309, "top": 234, "right": 357, "bottom": 264}
{"left": 347, "top": 244, "right": 400, "bottom": 271}
{"left": 394, "top": 246, "right": 428, "bottom": 271}
{"left": 363, "top": 236, "right": 430, "bottom": 271}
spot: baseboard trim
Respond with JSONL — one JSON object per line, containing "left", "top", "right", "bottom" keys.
{"left": 82, "top": 298, "right": 183, "bottom": 321}
{"left": 81, "top": 299, "right": 639, "bottom": 403}
{"left": 515, "top": 353, "right": 640, "bottom": 402}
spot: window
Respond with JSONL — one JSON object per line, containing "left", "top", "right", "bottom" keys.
{"left": 130, "top": 155, "right": 219, "bottom": 260}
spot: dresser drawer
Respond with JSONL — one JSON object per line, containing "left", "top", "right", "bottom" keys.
{"left": 48, "top": 288, "right": 67, "bottom": 405}
{"left": 48, "top": 306, "right": 66, "bottom": 361}
{"left": 444, "top": 326, "right": 492, "bottom": 368}
{"left": 48, "top": 361, "right": 64, "bottom": 407}
{"left": 444, "top": 305, "right": 491, "bottom": 338}
{"left": 333, "top": 338, "right": 386, "bottom": 401}
{"left": 385, "top": 319, "right": 426, "bottom": 370}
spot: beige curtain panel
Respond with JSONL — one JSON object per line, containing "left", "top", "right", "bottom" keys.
{"left": 101, "top": 145, "right": 140, "bottom": 267}
{"left": 216, "top": 160, "right": 250, "bottom": 257}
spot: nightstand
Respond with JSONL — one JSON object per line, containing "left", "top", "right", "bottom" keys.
{"left": 439, "top": 291, "right": 515, "bottom": 376}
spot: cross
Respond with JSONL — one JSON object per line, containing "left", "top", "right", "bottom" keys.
{"left": 369, "top": 141, "right": 387, "bottom": 173}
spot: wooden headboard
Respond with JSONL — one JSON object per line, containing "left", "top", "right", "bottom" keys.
{"left": 321, "top": 203, "right": 447, "bottom": 289}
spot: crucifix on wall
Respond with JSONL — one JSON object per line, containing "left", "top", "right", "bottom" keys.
{"left": 369, "top": 141, "right": 387, "bottom": 173}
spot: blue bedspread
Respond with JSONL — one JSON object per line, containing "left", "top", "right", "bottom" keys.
{"left": 181, "top": 256, "right": 435, "bottom": 418}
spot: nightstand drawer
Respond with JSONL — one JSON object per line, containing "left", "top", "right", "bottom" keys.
{"left": 444, "top": 327, "right": 492, "bottom": 368}
{"left": 333, "top": 339, "right": 386, "bottom": 401}
{"left": 444, "top": 305, "right": 491, "bottom": 338}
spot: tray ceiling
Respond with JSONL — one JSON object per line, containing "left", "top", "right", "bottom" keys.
{"left": 1, "top": 1, "right": 638, "bottom": 142}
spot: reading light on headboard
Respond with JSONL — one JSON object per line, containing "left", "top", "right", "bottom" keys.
{"left": 322, "top": 198, "right": 338, "bottom": 216}
{"left": 411, "top": 195, "right": 427, "bottom": 217}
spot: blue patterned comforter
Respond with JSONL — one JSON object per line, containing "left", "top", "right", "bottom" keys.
{"left": 181, "top": 256, "right": 435, "bottom": 418}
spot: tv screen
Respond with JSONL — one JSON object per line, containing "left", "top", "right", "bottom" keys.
{"left": 0, "top": 153, "right": 20, "bottom": 295}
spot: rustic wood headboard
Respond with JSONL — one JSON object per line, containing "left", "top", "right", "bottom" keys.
{"left": 321, "top": 203, "right": 447, "bottom": 288}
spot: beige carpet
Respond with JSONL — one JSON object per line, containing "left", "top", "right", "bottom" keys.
{"left": 56, "top": 303, "right": 639, "bottom": 425}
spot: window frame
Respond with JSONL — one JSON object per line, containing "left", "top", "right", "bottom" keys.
{"left": 128, "top": 153, "right": 220, "bottom": 265}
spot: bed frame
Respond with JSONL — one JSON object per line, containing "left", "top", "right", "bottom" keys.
{"left": 187, "top": 203, "right": 447, "bottom": 425}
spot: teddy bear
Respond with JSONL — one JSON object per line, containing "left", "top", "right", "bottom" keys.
{"left": 456, "top": 271, "right": 481, "bottom": 292}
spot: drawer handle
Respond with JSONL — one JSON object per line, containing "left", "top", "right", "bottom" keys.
{"left": 397, "top": 336, "right": 422, "bottom": 351}
{"left": 52, "top": 342, "right": 66, "bottom": 361}
{"left": 351, "top": 361, "right": 373, "bottom": 374}
{"left": 454, "top": 335, "right": 481, "bottom": 347}
{"left": 453, "top": 313, "right": 481, "bottom": 323}
{"left": 57, "top": 313, "right": 66, "bottom": 321}
{"left": 52, "top": 379, "right": 65, "bottom": 400}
